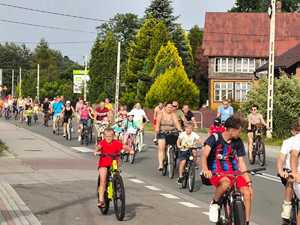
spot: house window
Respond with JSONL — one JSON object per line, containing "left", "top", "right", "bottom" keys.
{"left": 242, "top": 58, "right": 249, "bottom": 73}
{"left": 235, "top": 58, "right": 242, "bottom": 72}
{"left": 214, "top": 82, "right": 234, "bottom": 101}
{"left": 228, "top": 58, "right": 234, "bottom": 72}
{"left": 215, "top": 58, "right": 234, "bottom": 73}
{"left": 249, "top": 59, "right": 255, "bottom": 72}
{"left": 216, "top": 57, "right": 256, "bottom": 73}
{"left": 235, "top": 82, "right": 251, "bottom": 101}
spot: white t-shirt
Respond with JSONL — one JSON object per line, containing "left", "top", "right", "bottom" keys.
{"left": 178, "top": 131, "right": 200, "bottom": 151}
{"left": 281, "top": 136, "right": 295, "bottom": 170}
{"left": 290, "top": 133, "right": 300, "bottom": 172}
{"left": 130, "top": 108, "right": 146, "bottom": 122}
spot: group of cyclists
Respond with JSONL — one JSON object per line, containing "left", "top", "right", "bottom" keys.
{"left": 3, "top": 94, "right": 300, "bottom": 224}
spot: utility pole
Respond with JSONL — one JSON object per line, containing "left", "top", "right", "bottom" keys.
{"left": 266, "top": 0, "right": 276, "bottom": 138}
{"left": 19, "top": 67, "right": 22, "bottom": 97}
{"left": 11, "top": 69, "right": 14, "bottom": 97}
{"left": 114, "top": 41, "right": 121, "bottom": 120}
{"left": 37, "top": 64, "right": 40, "bottom": 100}
{"left": 84, "top": 56, "right": 88, "bottom": 101}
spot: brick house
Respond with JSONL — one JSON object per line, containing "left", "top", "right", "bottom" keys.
{"left": 202, "top": 12, "right": 300, "bottom": 111}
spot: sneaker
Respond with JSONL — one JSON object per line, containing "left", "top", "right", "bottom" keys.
{"left": 177, "top": 177, "right": 183, "bottom": 184}
{"left": 209, "top": 202, "right": 220, "bottom": 223}
{"left": 78, "top": 136, "right": 81, "bottom": 142}
{"left": 281, "top": 201, "right": 292, "bottom": 219}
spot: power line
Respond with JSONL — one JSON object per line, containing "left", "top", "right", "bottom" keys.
{"left": 0, "top": 18, "right": 96, "bottom": 34}
{"left": 0, "top": 40, "right": 94, "bottom": 45}
{"left": 0, "top": 2, "right": 110, "bottom": 22}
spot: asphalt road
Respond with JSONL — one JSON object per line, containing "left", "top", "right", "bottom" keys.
{"left": 5, "top": 117, "right": 284, "bottom": 225}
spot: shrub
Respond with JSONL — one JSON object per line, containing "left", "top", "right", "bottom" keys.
{"left": 145, "top": 66, "right": 199, "bottom": 108}
{"left": 242, "top": 74, "right": 300, "bottom": 138}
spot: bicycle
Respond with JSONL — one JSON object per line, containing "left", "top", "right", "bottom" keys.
{"left": 121, "top": 131, "right": 138, "bottom": 164}
{"left": 248, "top": 124, "right": 266, "bottom": 166}
{"left": 135, "top": 128, "right": 143, "bottom": 152}
{"left": 181, "top": 145, "right": 202, "bottom": 192}
{"left": 4, "top": 106, "right": 11, "bottom": 120}
{"left": 212, "top": 167, "right": 266, "bottom": 225}
{"left": 95, "top": 121, "right": 109, "bottom": 142}
{"left": 278, "top": 170, "right": 298, "bottom": 225}
{"left": 81, "top": 120, "right": 92, "bottom": 145}
{"left": 66, "top": 118, "right": 73, "bottom": 141}
{"left": 33, "top": 112, "right": 38, "bottom": 124}
{"left": 161, "top": 130, "right": 179, "bottom": 179}
{"left": 97, "top": 153, "right": 125, "bottom": 221}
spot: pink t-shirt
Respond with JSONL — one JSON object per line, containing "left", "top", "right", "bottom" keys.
{"left": 80, "top": 108, "right": 89, "bottom": 120}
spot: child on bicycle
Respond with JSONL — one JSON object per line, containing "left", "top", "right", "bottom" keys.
{"left": 95, "top": 128, "right": 123, "bottom": 208}
{"left": 177, "top": 122, "right": 201, "bottom": 184}
{"left": 122, "top": 113, "right": 138, "bottom": 152}
{"left": 112, "top": 120, "right": 124, "bottom": 140}
{"left": 24, "top": 105, "right": 33, "bottom": 126}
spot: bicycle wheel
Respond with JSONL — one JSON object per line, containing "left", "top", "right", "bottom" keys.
{"left": 97, "top": 176, "right": 110, "bottom": 215}
{"left": 217, "top": 200, "right": 231, "bottom": 225}
{"left": 167, "top": 146, "right": 175, "bottom": 179}
{"left": 162, "top": 159, "right": 167, "bottom": 176}
{"left": 257, "top": 138, "right": 266, "bottom": 166}
{"left": 113, "top": 174, "right": 126, "bottom": 221}
{"left": 188, "top": 162, "right": 196, "bottom": 192}
{"left": 129, "top": 146, "right": 136, "bottom": 164}
{"left": 138, "top": 132, "right": 143, "bottom": 152}
{"left": 290, "top": 198, "right": 298, "bottom": 225}
{"left": 182, "top": 169, "right": 188, "bottom": 189}
{"left": 232, "top": 199, "right": 246, "bottom": 225}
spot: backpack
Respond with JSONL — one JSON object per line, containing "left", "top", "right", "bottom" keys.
{"left": 201, "top": 132, "right": 237, "bottom": 186}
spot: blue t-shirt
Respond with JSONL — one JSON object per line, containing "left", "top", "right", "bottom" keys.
{"left": 218, "top": 106, "right": 234, "bottom": 123}
{"left": 52, "top": 101, "right": 64, "bottom": 116}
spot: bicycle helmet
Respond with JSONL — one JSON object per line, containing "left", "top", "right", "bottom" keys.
{"left": 214, "top": 117, "right": 221, "bottom": 126}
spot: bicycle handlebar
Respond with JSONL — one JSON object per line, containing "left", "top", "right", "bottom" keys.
{"left": 96, "top": 153, "right": 120, "bottom": 159}
{"left": 212, "top": 167, "right": 266, "bottom": 177}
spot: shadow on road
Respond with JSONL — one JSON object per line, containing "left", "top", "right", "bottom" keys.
{"left": 123, "top": 203, "right": 154, "bottom": 221}
{"left": 34, "top": 194, "right": 95, "bottom": 215}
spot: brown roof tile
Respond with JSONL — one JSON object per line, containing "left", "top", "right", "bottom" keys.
{"left": 203, "top": 12, "right": 300, "bottom": 58}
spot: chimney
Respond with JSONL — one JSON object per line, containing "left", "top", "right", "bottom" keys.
{"left": 276, "top": 0, "right": 282, "bottom": 13}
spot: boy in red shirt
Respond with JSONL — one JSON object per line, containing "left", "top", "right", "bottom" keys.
{"left": 209, "top": 118, "right": 225, "bottom": 135}
{"left": 95, "top": 128, "right": 123, "bottom": 207}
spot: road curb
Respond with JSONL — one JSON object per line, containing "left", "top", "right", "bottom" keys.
{"left": 0, "top": 182, "right": 41, "bottom": 225}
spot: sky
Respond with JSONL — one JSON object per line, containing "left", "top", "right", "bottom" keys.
{"left": 0, "top": 0, "right": 235, "bottom": 65}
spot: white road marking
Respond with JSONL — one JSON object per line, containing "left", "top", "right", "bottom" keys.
{"left": 129, "top": 178, "right": 145, "bottom": 184}
{"left": 261, "top": 172, "right": 281, "bottom": 180}
{"left": 202, "top": 211, "right": 209, "bottom": 216}
{"left": 72, "top": 147, "right": 94, "bottom": 153}
{"left": 144, "top": 186, "right": 161, "bottom": 191}
{"left": 256, "top": 174, "right": 281, "bottom": 183}
{"left": 178, "top": 202, "right": 199, "bottom": 208}
{"left": 159, "top": 193, "right": 180, "bottom": 199}
{"left": 202, "top": 211, "right": 260, "bottom": 225}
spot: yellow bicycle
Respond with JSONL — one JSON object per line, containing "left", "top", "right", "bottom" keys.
{"left": 97, "top": 154, "right": 126, "bottom": 221}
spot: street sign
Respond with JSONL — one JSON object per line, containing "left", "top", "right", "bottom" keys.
{"left": 73, "top": 70, "right": 90, "bottom": 94}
